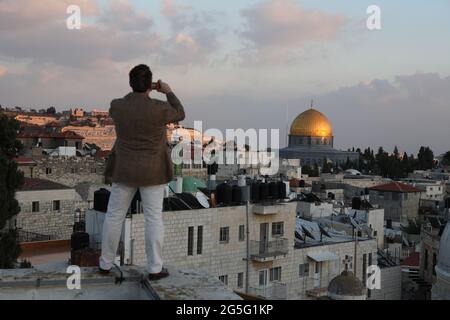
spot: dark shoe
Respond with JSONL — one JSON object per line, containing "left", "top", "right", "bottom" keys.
{"left": 99, "top": 267, "right": 111, "bottom": 275}
{"left": 148, "top": 268, "right": 170, "bottom": 281}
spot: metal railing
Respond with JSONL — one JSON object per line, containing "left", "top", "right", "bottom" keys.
{"left": 248, "top": 282, "right": 288, "bottom": 300}
{"left": 249, "top": 239, "right": 289, "bottom": 260}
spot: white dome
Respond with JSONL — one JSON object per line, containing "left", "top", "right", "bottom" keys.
{"left": 432, "top": 222, "right": 450, "bottom": 300}
{"left": 437, "top": 223, "right": 450, "bottom": 274}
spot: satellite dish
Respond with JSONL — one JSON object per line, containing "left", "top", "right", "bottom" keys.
{"left": 349, "top": 216, "right": 360, "bottom": 230}
{"left": 195, "top": 191, "right": 210, "bottom": 209}
{"left": 318, "top": 223, "right": 332, "bottom": 238}
{"left": 301, "top": 225, "right": 316, "bottom": 240}
{"left": 295, "top": 230, "right": 305, "bottom": 241}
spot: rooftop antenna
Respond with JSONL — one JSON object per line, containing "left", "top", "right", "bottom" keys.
{"left": 310, "top": 99, "right": 314, "bottom": 109}
{"left": 285, "top": 104, "right": 289, "bottom": 148}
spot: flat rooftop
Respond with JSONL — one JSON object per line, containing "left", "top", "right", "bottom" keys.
{"left": 0, "top": 265, "right": 242, "bottom": 300}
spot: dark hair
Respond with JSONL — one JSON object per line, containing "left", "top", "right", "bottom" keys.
{"left": 129, "top": 64, "right": 152, "bottom": 92}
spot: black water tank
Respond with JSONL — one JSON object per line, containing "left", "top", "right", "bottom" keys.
{"left": 352, "top": 197, "right": 361, "bottom": 210}
{"left": 251, "top": 181, "right": 260, "bottom": 202}
{"left": 94, "top": 188, "right": 110, "bottom": 212}
{"left": 71, "top": 232, "right": 89, "bottom": 251}
{"left": 259, "top": 182, "right": 270, "bottom": 201}
{"left": 299, "top": 180, "right": 306, "bottom": 188}
{"left": 232, "top": 185, "right": 243, "bottom": 204}
{"left": 445, "top": 197, "right": 450, "bottom": 209}
{"left": 217, "top": 183, "right": 232, "bottom": 205}
{"left": 269, "top": 182, "right": 279, "bottom": 199}
{"left": 277, "top": 181, "right": 286, "bottom": 199}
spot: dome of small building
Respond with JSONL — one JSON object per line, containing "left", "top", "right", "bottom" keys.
{"left": 328, "top": 270, "right": 367, "bottom": 300}
{"left": 432, "top": 222, "right": 450, "bottom": 300}
{"left": 290, "top": 108, "right": 333, "bottom": 137}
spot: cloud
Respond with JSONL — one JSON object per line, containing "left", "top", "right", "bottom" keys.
{"left": 239, "top": 0, "right": 346, "bottom": 63}
{"left": 159, "top": 0, "right": 220, "bottom": 66}
{"left": 0, "top": 0, "right": 99, "bottom": 31}
{"left": 315, "top": 73, "right": 450, "bottom": 154}
{"left": 0, "top": 0, "right": 161, "bottom": 68}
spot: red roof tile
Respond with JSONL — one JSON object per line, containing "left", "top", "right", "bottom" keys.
{"left": 401, "top": 252, "right": 420, "bottom": 267}
{"left": 18, "top": 130, "right": 84, "bottom": 140}
{"left": 20, "top": 178, "right": 72, "bottom": 191}
{"left": 369, "top": 182, "right": 421, "bottom": 193}
{"left": 13, "top": 157, "right": 36, "bottom": 165}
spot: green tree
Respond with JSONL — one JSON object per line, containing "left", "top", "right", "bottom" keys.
{"left": 442, "top": 151, "right": 450, "bottom": 166}
{"left": 0, "top": 115, "right": 24, "bottom": 268}
{"left": 417, "top": 146, "right": 434, "bottom": 170}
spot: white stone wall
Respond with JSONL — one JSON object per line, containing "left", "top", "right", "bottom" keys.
{"left": 15, "top": 189, "right": 82, "bottom": 240}
{"left": 129, "top": 202, "right": 380, "bottom": 300}
{"left": 370, "top": 266, "right": 402, "bottom": 300}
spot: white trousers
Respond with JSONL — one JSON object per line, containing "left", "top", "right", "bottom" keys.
{"left": 99, "top": 183, "right": 165, "bottom": 273}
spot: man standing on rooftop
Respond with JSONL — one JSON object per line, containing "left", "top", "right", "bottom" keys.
{"left": 100, "top": 64, "right": 185, "bottom": 280}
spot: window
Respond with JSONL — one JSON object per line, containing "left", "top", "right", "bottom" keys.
{"left": 259, "top": 270, "right": 268, "bottom": 287}
{"left": 219, "top": 275, "right": 228, "bottom": 285}
{"left": 239, "top": 225, "right": 245, "bottom": 242}
{"left": 53, "top": 200, "right": 60, "bottom": 212}
{"left": 392, "top": 193, "right": 399, "bottom": 201}
{"left": 433, "top": 253, "right": 437, "bottom": 276}
{"left": 219, "top": 227, "right": 229, "bottom": 243}
{"left": 187, "top": 227, "right": 194, "bottom": 256}
{"left": 46, "top": 167, "right": 52, "bottom": 175}
{"left": 237, "top": 273, "right": 244, "bottom": 289}
{"left": 424, "top": 250, "right": 428, "bottom": 271}
{"left": 362, "top": 254, "right": 367, "bottom": 283}
{"left": 91, "top": 167, "right": 97, "bottom": 174}
{"left": 197, "top": 226, "right": 203, "bottom": 255}
{"left": 71, "top": 168, "right": 77, "bottom": 174}
{"left": 404, "top": 193, "right": 409, "bottom": 200}
{"left": 299, "top": 263, "right": 310, "bottom": 278}
{"left": 32, "top": 201, "right": 40, "bottom": 213}
{"left": 270, "top": 267, "right": 282, "bottom": 282}
{"left": 272, "top": 222, "right": 284, "bottom": 237}
{"left": 373, "top": 230, "right": 378, "bottom": 237}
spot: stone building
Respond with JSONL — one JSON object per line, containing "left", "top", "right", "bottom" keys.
{"left": 18, "top": 131, "right": 84, "bottom": 151}
{"left": 14, "top": 178, "right": 83, "bottom": 240}
{"left": 369, "top": 182, "right": 421, "bottom": 226}
{"left": 280, "top": 107, "right": 359, "bottom": 166}
{"left": 32, "top": 156, "right": 106, "bottom": 188}
{"left": 86, "top": 202, "right": 386, "bottom": 300}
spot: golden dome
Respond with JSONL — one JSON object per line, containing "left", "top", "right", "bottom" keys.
{"left": 290, "top": 108, "right": 333, "bottom": 137}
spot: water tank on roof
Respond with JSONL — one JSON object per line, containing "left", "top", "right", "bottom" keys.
{"left": 299, "top": 180, "right": 306, "bottom": 188}
{"left": 251, "top": 181, "right": 260, "bottom": 202}
{"left": 232, "top": 185, "right": 243, "bottom": 204}
{"left": 259, "top": 182, "right": 270, "bottom": 202}
{"left": 216, "top": 182, "right": 232, "bottom": 206}
{"left": 278, "top": 181, "right": 287, "bottom": 199}
{"left": 269, "top": 182, "right": 279, "bottom": 200}
{"left": 352, "top": 197, "right": 362, "bottom": 210}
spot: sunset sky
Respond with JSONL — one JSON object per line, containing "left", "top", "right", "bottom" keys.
{"left": 0, "top": 0, "right": 449, "bottom": 154}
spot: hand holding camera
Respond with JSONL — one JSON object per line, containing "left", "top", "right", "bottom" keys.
{"left": 152, "top": 80, "right": 172, "bottom": 94}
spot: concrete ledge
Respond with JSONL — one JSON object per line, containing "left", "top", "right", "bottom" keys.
{"left": 253, "top": 204, "right": 284, "bottom": 215}
{"left": 0, "top": 265, "right": 242, "bottom": 300}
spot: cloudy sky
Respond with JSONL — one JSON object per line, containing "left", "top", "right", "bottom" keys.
{"left": 0, "top": 0, "right": 449, "bottom": 154}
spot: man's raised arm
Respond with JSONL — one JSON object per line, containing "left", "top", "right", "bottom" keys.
{"left": 157, "top": 80, "right": 185, "bottom": 124}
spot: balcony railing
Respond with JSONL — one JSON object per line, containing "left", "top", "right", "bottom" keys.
{"left": 249, "top": 282, "right": 288, "bottom": 300}
{"left": 249, "top": 239, "right": 289, "bottom": 262}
